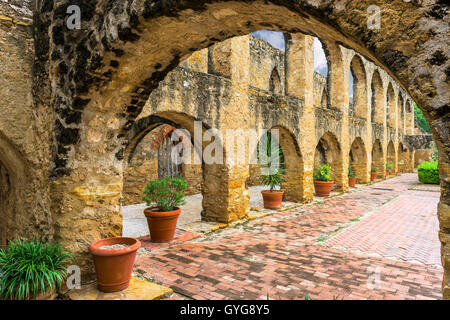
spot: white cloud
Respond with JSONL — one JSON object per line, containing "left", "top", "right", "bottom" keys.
{"left": 251, "top": 30, "right": 285, "bottom": 51}
{"left": 313, "top": 37, "right": 328, "bottom": 76}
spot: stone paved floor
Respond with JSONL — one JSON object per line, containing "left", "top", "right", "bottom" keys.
{"left": 133, "top": 174, "right": 443, "bottom": 300}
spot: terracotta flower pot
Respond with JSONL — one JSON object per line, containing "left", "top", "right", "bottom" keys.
{"left": 261, "top": 190, "right": 284, "bottom": 209}
{"left": 144, "top": 207, "right": 181, "bottom": 243}
{"left": 397, "top": 167, "right": 401, "bottom": 174}
{"left": 370, "top": 172, "right": 378, "bottom": 181}
{"left": 314, "top": 180, "right": 334, "bottom": 197}
{"left": 89, "top": 237, "right": 141, "bottom": 293}
{"left": 386, "top": 169, "right": 390, "bottom": 176}
{"left": 348, "top": 176, "right": 357, "bottom": 188}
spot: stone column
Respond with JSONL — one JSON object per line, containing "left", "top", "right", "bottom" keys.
{"left": 203, "top": 35, "right": 250, "bottom": 223}
{"left": 284, "top": 33, "right": 314, "bottom": 202}
{"left": 324, "top": 40, "right": 349, "bottom": 192}
{"left": 51, "top": 111, "right": 124, "bottom": 278}
{"left": 393, "top": 89, "right": 399, "bottom": 174}
{"left": 360, "top": 64, "right": 375, "bottom": 184}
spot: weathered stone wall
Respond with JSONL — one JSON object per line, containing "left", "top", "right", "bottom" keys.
{"left": 0, "top": 0, "right": 53, "bottom": 246}
{"left": 1, "top": 0, "right": 448, "bottom": 297}
{"left": 249, "top": 36, "right": 285, "bottom": 94}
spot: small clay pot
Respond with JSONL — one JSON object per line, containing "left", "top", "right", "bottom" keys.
{"left": 261, "top": 190, "right": 284, "bottom": 209}
{"left": 386, "top": 169, "right": 390, "bottom": 176}
{"left": 348, "top": 176, "right": 357, "bottom": 188}
{"left": 89, "top": 237, "right": 141, "bottom": 293}
{"left": 370, "top": 172, "right": 378, "bottom": 181}
{"left": 314, "top": 180, "right": 334, "bottom": 197}
{"left": 144, "top": 207, "right": 181, "bottom": 243}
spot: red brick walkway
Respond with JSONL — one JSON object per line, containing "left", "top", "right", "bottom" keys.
{"left": 134, "top": 174, "right": 443, "bottom": 300}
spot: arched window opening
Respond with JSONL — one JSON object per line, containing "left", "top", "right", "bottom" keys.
{"left": 386, "top": 83, "right": 396, "bottom": 128}
{"left": 269, "top": 68, "right": 282, "bottom": 95}
{"left": 370, "top": 70, "right": 383, "bottom": 123}
{"left": 349, "top": 55, "right": 367, "bottom": 119}
{"left": 349, "top": 69, "right": 354, "bottom": 116}
{"left": 314, "top": 37, "right": 329, "bottom": 108}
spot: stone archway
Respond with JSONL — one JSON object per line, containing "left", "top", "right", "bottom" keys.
{"left": 125, "top": 112, "right": 242, "bottom": 224}
{"left": 248, "top": 127, "right": 304, "bottom": 203}
{"left": 372, "top": 139, "right": 385, "bottom": 179}
{"left": 314, "top": 132, "right": 342, "bottom": 189}
{"left": 35, "top": 1, "right": 449, "bottom": 296}
{"left": 387, "top": 141, "right": 396, "bottom": 173}
{"left": 349, "top": 55, "right": 367, "bottom": 119}
{"left": 370, "top": 70, "right": 384, "bottom": 124}
{"left": 386, "top": 83, "right": 396, "bottom": 129}
{"left": 123, "top": 124, "right": 203, "bottom": 205}
{"left": 271, "top": 126, "right": 304, "bottom": 202}
{"left": 349, "top": 137, "right": 369, "bottom": 184}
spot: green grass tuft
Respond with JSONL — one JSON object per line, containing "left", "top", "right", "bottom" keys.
{"left": 0, "top": 238, "right": 75, "bottom": 300}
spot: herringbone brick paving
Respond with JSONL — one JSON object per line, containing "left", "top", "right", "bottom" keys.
{"left": 134, "top": 174, "right": 443, "bottom": 300}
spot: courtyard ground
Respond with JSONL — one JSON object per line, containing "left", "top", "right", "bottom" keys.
{"left": 129, "top": 173, "right": 443, "bottom": 300}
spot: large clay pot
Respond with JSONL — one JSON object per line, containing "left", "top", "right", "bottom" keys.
{"left": 144, "top": 207, "right": 181, "bottom": 242}
{"left": 261, "top": 190, "right": 284, "bottom": 209}
{"left": 314, "top": 180, "right": 334, "bottom": 197}
{"left": 348, "top": 176, "right": 357, "bottom": 188}
{"left": 370, "top": 172, "right": 378, "bottom": 181}
{"left": 89, "top": 237, "right": 141, "bottom": 293}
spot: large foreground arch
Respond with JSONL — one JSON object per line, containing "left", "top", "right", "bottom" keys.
{"left": 26, "top": 0, "right": 450, "bottom": 297}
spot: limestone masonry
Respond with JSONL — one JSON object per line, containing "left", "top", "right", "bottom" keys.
{"left": 0, "top": 0, "right": 448, "bottom": 298}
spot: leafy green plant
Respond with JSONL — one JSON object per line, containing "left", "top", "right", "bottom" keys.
{"left": 258, "top": 133, "right": 285, "bottom": 191}
{"left": 431, "top": 146, "right": 438, "bottom": 162}
{"left": 370, "top": 166, "right": 377, "bottom": 173}
{"left": 0, "top": 238, "right": 74, "bottom": 300}
{"left": 386, "top": 162, "right": 393, "bottom": 170}
{"left": 417, "top": 161, "right": 439, "bottom": 184}
{"left": 414, "top": 104, "right": 431, "bottom": 133}
{"left": 348, "top": 167, "right": 356, "bottom": 177}
{"left": 142, "top": 175, "right": 188, "bottom": 211}
{"left": 314, "top": 164, "right": 331, "bottom": 182}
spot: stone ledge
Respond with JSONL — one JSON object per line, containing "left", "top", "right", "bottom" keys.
{"left": 67, "top": 277, "right": 172, "bottom": 300}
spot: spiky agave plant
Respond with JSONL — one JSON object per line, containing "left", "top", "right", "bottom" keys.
{"left": 0, "top": 238, "right": 74, "bottom": 300}
{"left": 258, "top": 132, "right": 285, "bottom": 191}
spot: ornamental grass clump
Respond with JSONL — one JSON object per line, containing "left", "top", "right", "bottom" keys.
{"left": 258, "top": 134, "right": 285, "bottom": 192}
{"left": 0, "top": 238, "right": 74, "bottom": 300}
{"left": 142, "top": 175, "right": 188, "bottom": 212}
{"left": 314, "top": 164, "right": 331, "bottom": 182}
